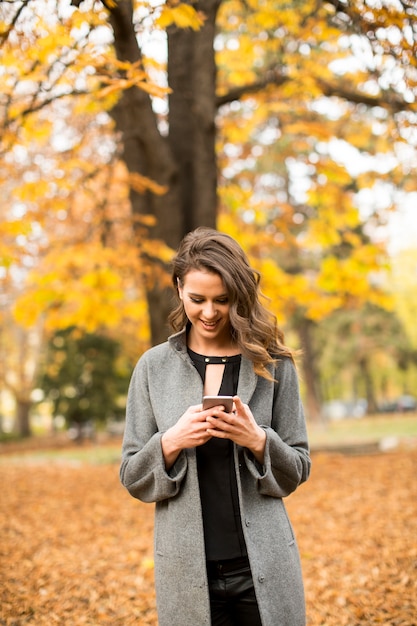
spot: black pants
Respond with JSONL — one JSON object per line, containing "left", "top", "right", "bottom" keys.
{"left": 206, "top": 557, "right": 262, "bottom": 626}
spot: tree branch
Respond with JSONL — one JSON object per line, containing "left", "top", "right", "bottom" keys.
{"left": 216, "top": 67, "right": 289, "bottom": 107}
{"left": 317, "top": 78, "right": 416, "bottom": 114}
{"left": 216, "top": 67, "right": 414, "bottom": 115}
{"left": 0, "top": 0, "right": 31, "bottom": 46}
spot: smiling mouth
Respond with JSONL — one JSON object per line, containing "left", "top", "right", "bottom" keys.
{"left": 201, "top": 320, "right": 218, "bottom": 328}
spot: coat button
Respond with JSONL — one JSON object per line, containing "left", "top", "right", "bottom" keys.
{"left": 245, "top": 519, "right": 250, "bottom": 527}
{"left": 258, "top": 574, "right": 265, "bottom": 583}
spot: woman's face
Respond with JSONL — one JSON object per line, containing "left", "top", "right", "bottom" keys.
{"left": 178, "top": 269, "right": 232, "bottom": 347}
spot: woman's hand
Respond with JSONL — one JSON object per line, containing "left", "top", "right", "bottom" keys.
{"left": 205, "top": 396, "right": 266, "bottom": 464}
{"left": 161, "top": 404, "right": 212, "bottom": 469}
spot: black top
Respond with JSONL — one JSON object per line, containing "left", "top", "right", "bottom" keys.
{"left": 188, "top": 348, "right": 247, "bottom": 561}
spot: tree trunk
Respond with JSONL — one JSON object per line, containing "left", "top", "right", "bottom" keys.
{"left": 167, "top": 0, "right": 220, "bottom": 232}
{"left": 108, "top": 0, "right": 221, "bottom": 345}
{"left": 15, "top": 397, "right": 32, "bottom": 438}
{"left": 108, "top": 1, "right": 182, "bottom": 246}
{"left": 358, "top": 356, "right": 378, "bottom": 414}
{"left": 296, "top": 317, "right": 323, "bottom": 423}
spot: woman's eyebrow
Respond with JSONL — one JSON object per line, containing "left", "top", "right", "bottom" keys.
{"left": 187, "top": 291, "right": 228, "bottom": 298}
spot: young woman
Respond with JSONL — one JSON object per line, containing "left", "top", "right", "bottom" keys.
{"left": 120, "top": 227, "right": 311, "bottom": 626}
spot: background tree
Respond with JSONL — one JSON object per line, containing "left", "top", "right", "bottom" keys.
{"left": 389, "top": 248, "right": 417, "bottom": 351}
{"left": 40, "top": 328, "right": 133, "bottom": 438}
{"left": 80, "top": 0, "right": 417, "bottom": 351}
{"left": 213, "top": 0, "right": 416, "bottom": 418}
{"left": 0, "top": 298, "right": 44, "bottom": 437}
{"left": 315, "top": 304, "right": 414, "bottom": 414}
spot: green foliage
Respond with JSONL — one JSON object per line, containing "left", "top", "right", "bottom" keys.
{"left": 39, "top": 328, "right": 132, "bottom": 427}
{"left": 315, "top": 303, "right": 416, "bottom": 404}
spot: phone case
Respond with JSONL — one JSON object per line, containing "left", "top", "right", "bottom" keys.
{"left": 202, "top": 395, "right": 234, "bottom": 412}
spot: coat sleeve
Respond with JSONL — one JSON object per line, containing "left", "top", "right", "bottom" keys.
{"left": 243, "top": 357, "right": 311, "bottom": 498}
{"left": 119, "top": 355, "right": 188, "bottom": 503}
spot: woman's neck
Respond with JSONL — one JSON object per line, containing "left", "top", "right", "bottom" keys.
{"left": 187, "top": 329, "right": 239, "bottom": 357}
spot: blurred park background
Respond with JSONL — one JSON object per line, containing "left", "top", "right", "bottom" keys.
{"left": 1, "top": 0, "right": 417, "bottom": 444}
{"left": 1, "top": 3, "right": 417, "bottom": 624}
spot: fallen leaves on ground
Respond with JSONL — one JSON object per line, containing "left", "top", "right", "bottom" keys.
{"left": 1, "top": 445, "right": 416, "bottom": 625}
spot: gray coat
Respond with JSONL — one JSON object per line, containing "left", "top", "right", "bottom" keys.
{"left": 120, "top": 328, "right": 311, "bottom": 626}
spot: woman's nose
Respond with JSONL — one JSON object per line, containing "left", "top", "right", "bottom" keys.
{"left": 202, "top": 302, "right": 217, "bottom": 318}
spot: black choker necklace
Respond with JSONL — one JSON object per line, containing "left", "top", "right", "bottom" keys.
{"left": 188, "top": 348, "right": 240, "bottom": 364}
{"left": 203, "top": 356, "right": 230, "bottom": 363}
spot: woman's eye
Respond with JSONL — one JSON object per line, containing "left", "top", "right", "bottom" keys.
{"left": 188, "top": 297, "right": 228, "bottom": 304}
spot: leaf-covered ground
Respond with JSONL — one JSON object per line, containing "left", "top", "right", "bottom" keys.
{"left": 1, "top": 445, "right": 416, "bottom": 625}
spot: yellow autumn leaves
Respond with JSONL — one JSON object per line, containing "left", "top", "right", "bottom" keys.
{"left": 14, "top": 243, "right": 150, "bottom": 339}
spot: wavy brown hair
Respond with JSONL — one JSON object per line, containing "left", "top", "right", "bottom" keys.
{"left": 168, "top": 227, "right": 294, "bottom": 379}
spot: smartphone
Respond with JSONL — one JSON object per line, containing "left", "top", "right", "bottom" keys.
{"left": 202, "top": 395, "right": 234, "bottom": 413}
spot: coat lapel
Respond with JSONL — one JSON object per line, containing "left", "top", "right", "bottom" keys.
{"left": 236, "top": 356, "right": 258, "bottom": 404}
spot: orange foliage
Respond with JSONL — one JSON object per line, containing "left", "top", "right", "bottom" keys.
{"left": 0, "top": 443, "right": 416, "bottom": 624}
